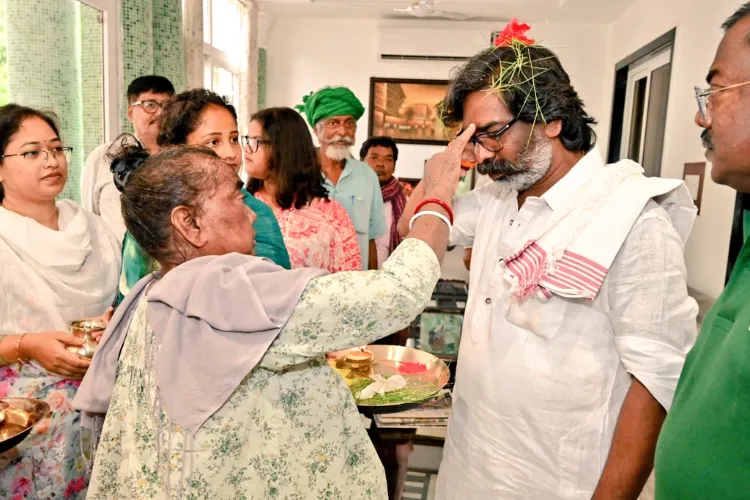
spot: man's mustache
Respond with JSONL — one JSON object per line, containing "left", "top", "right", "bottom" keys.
{"left": 476, "top": 158, "right": 524, "bottom": 177}
{"left": 330, "top": 135, "right": 354, "bottom": 145}
{"left": 701, "top": 129, "right": 714, "bottom": 150}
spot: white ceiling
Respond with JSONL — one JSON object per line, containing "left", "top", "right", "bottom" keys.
{"left": 257, "top": 0, "right": 638, "bottom": 23}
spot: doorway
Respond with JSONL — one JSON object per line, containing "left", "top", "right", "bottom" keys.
{"left": 607, "top": 29, "right": 676, "bottom": 178}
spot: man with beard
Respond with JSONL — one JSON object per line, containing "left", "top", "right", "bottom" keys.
{"left": 81, "top": 75, "right": 175, "bottom": 244}
{"left": 360, "top": 136, "right": 406, "bottom": 268}
{"left": 398, "top": 30, "right": 699, "bottom": 499}
{"left": 655, "top": 4, "right": 750, "bottom": 499}
{"left": 298, "top": 86, "right": 386, "bottom": 270}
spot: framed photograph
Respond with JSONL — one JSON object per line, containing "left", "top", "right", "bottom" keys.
{"left": 368, "top": 77, "right": 459, "bottom": 145}
{"left": 419, "top": 312, "right": 463, "bottom": 357}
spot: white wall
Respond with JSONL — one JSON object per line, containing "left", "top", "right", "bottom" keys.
{"left": 265, "top": 17, "right": 608, "bottom": 180}
{"left": 599, "top": 0, "right": 740, "bottom": 298}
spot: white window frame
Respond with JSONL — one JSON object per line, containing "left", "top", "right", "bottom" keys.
{"left": 203, "top": 0, "right": 244, "bottom": 107}
{"left": 620, "top": 47, "right": 671, "bottom": 163}
{"left": 77, "top": 0, "right": 121, "bottom": 142}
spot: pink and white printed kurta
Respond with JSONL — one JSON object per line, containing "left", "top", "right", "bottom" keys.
{"left": 255, "top": 193, "right": 361, "bottom": 273}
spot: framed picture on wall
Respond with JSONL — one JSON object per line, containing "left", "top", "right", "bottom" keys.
{"left": 368, "top": 77, "right": 459, "bottom": 146}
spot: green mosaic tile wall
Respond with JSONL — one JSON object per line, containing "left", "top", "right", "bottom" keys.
{"left": 80, "top": 6, "right": 105, "bottom": 169}
{"left": 0, "top": 0, "right": 186, "bottom": 201}
{"left": 121, "top": 0, "right": 185, "bottom": 133}
{"left": 0, "top": 1, "right": 8, "bottom": 106}
{"left": 3, "top": 0, "right": 92, "bottom": 201}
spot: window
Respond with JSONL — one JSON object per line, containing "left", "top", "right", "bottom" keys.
{"left": 620, "top": 48, "right": 671, "bottom": 177}
{"left": 203, "top": 0, "right": 245, "bottom": 108}
{"left": 607, "top": 29, "right": 675, "bottom": 179}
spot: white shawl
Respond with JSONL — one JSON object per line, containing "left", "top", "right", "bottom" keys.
{"left": 0, "top": 200, "right": 121, "bottom": 339}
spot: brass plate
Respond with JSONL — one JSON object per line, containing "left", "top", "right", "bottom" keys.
{"left": 0, "top": 398, "right": 51, "bottom": 453}
{"left": 328, "top": 345, "right": 450, "bottom": 414}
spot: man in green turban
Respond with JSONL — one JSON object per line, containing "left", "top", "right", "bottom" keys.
{"left": 297, "top": 86, "right": 386, "bottom": 270}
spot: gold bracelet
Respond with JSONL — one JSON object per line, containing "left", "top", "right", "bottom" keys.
{"left": 16, "top": 334, "right": 28, "bottom": 370}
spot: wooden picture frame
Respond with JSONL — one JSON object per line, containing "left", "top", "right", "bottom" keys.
{"left": 368, "top": 77, "right": 458, "bottom": 146}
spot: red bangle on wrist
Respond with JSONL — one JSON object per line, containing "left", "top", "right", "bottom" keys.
{"left": 415, "top": 198, "right": 454, "bottom": 225}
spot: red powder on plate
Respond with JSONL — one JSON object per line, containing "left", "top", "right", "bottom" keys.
{"left": 398, "top": 362, "right": 427, "bottom": 374}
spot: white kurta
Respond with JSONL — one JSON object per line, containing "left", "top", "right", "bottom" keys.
{"left": 0, "top": 199, "right": 121, "bottom": 335}
{"left": 81, "top": 142, "right": 126, "bottom": 244}
{"left": 436, "top": 149, "right": 698, "bottom": 499}
{"left": 0, "top": 200, "right": 121, "bottom": 498}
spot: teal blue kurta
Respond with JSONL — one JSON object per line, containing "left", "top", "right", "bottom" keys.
{"left": 116, "top": 190, "right": 290, "bottom": 303}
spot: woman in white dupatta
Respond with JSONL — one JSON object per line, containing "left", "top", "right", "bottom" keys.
{"left": 0, "top": 104, "right": 120, "bottom": 498}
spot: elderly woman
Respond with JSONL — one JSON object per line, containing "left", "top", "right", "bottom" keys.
{"left": 0, "top": 104, "right": 121, "bottom": 498}
{"left": 116, "top": 89, "right": 290, "bottom": 299}
{"left": 74, "top": 124, "right": 476, "bottom": 498}
{"left": 245, "top": 107, "right": 361, "bottom": 272}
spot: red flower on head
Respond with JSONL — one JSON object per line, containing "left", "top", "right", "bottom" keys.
{"left": 494, "top": 18, "right": 534, "bottom": 47}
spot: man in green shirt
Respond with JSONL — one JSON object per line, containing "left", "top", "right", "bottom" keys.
{"left": 655, "top": 4, "right": 750, "bottom": 498}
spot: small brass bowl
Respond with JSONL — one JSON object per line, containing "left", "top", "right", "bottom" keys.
{"left": 345, "top": 350, "right": 375, "bottom": 373}
{"left": 67, "top": 320, "right": 105, "bottom": 359}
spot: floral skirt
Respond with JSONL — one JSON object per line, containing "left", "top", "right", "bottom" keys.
{"left": 0, "top": 364, "right": 89, "bottom": 499}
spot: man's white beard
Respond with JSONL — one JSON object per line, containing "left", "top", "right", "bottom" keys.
{"left": 325, "top": 144, "right": 352, "bottom": 161}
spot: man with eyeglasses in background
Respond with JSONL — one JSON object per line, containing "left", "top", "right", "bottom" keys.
{"left": 399, "top": 23, "right": 699, "bottom": 499}
{"left": 655, "top": 4, "right": 750, "bottom": 499}
{"left": 81, "top": 75, "right": 175, "bottom": 243}
{"left": 297, "top": 87, "right": 386, "bottom": 270}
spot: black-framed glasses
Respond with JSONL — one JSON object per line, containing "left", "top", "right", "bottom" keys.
{"left": 0, "top": 146, "right": 73, "bottom": 163}
{"left": 130, "top": 99, "right": 166, "bottom": 114}
{"left": 460, "top": 116, "right": 519, "bottom": 153}
{"left": 240, "top": 136, "right": 271, "bottom": 153}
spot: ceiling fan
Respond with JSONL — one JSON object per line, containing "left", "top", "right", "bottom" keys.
{"left": 393, "top": 0, "right": 474, "bottom": 21}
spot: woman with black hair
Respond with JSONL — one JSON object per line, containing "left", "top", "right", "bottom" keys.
{"left": 116, "top": 90, "right": 290, "bottom": 300}
{"left": 245, "top": 107, "right": 360, "bottom": 272}
{"left": 0, "top": 104, "right": 120, "bottom": 498}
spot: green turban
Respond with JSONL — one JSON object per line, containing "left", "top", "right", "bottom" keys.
{"left": 295, "top": 86, "right": 365, "bottom": 128}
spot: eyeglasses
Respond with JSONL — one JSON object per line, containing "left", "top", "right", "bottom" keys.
{"left": 695, "top": 80, "right": 750, "bottom": 121}
{"left": 130, "top": 99, "right": 166, "bottom": 114}
{"left": 460, "top": 116, "right": 519, "bottom": 153}
{"left": 240, "top": 136, "right": 271, "bottom": 153}
{"left": 322, "top": 118, "right": 357, "bottom": 131}
{"left": 0, "top": 146, "right": 73, "bottom": 163}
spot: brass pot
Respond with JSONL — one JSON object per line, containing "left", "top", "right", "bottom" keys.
{"left": 67, "top": 320, "right": 105, "bottom": 359}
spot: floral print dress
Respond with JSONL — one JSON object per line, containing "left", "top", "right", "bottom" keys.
{"left": 0, "top": 365, "right": 88, "bottom": 499}
{"left": 255, "top": 193, "right": 362, "bottom": 273}
{"left": 87, "top": 239, "right": 440, "bottom": 499}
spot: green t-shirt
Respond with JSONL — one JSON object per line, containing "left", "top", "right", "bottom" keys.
{"left": 115, "top": 190, "right": 290, "bottom": 304}
{"left": 654, "top": 238, "right": 750, "bottom": 499}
